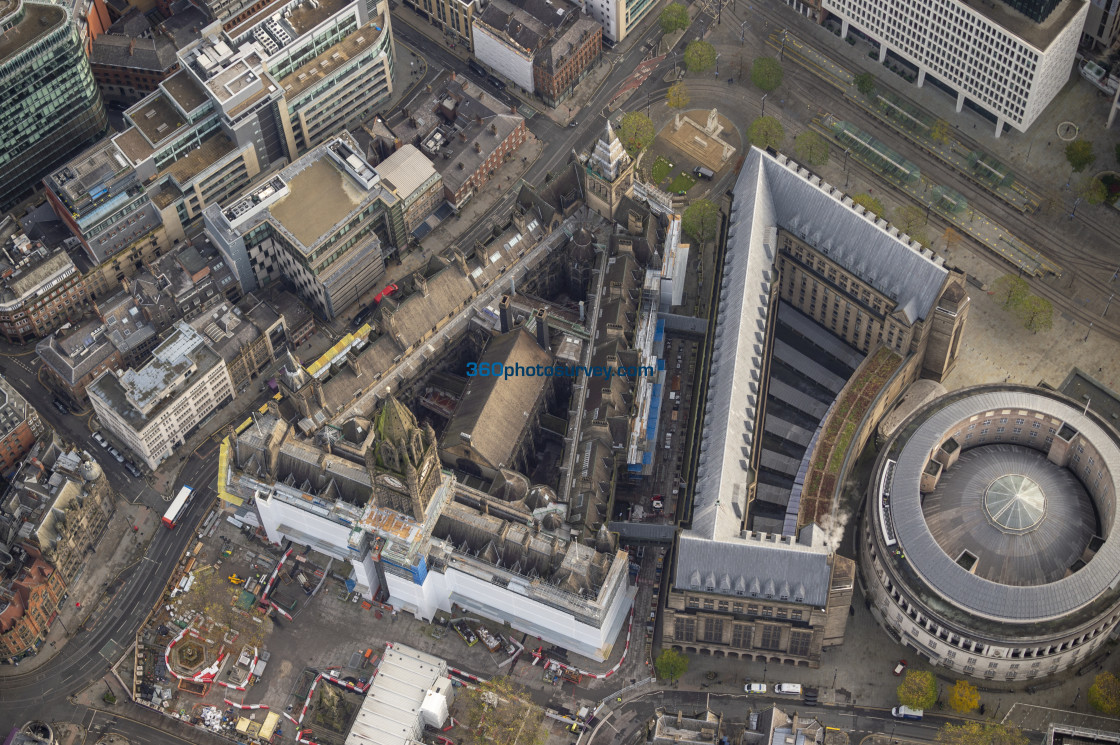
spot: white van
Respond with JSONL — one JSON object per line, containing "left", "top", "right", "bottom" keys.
{"left": 744, "top": 683, "right": 766, "bottom": 694}
{"left": 892, "top": 706, "right": 923, "bottom": 720}
{"left": 773, "top": 683, "right": 801, "bottom": 695}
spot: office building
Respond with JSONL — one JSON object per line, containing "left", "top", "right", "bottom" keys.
{"left": 471, "top": 0, "right": 601, "bottom": 106}
{"left": 823, "top": 0, "right": 1088, "bottom": 135}
{"left": 577, "top": 0, "right": 655, "bottom": 43}
{"left": 373, "top": 145, "right": 445, "bottom": 239}
{"left": 404, "top": 0, "right": 479, "bottom": 50}
{"left": 0, "top": 0, "right": 108, "bottom": 209}
{"left": 183, "top": 295, "right": 286, "bottom": 392}
{"left": 88, "top": 322, "right": 235, "bottom": 469}
{"left": 0, "top": 219, "right": 88, "bottom": 344}
{"left": 203, "top": 135, "right": 390, "bottom": 320}
{"left": 0, "top": 379, "right": 44, "bottom": 475}
{"left": 866, "top": 385, "right": 1120, "bottom": 680}
{"left": 1084, "top": 0, "right": 1120, "bottom": 49}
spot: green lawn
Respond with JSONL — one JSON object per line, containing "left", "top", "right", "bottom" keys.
{"left": 651, "top": 156, "right": 673, "bottom": 184}
{"left": 668, "top": 172, "right": 696, "bottom": 194}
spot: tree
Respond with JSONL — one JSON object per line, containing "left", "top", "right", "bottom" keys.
{"left": 930, "top": 119, "right": 952, "bottom": 144}
{"left": 684, "top": 40, "right": 717, "bottom": 73}
{"left": 1018, "top": 294, "right": 1053, "bottom": 333}
{"left": 667, "top": 82, "right": 691, "bottom": 110}
{"left": 682, "top": 199, "right": 720, "bottom": 244}
{"left": 852, "top": 193, "right": 885, "bottom": 218}
{"left": 1078, "top": 177, "right": 1108, "bottom": 206}
{"left": 794, "top": 130, "right": 830, "bottom": 166}
{"left": 618, "top": 111, "right": 655, "bottom": 155}
{"left": 937, "top": 722, "right": 1028, "bottom": 745}
{"left": 659, "top": 3, "right": 690, "bottom": 34}
{"left": 942, "top": 226, "right": 961, "bottom": 251}
{"left": 748, "top": 116, "right": 785, "bottom": 150}
{"left": 1088, "top": 671, "right": 1120, "bottom": 716}
{"left": 897, "top": 669, "right": 938, "bottom": 710}
{"left": 894, "top": 204, "right": 927, "bottom": 235}
{"left": 655, "top": 648, "right": 689, "bottom": 684}
{"left": 855, "top": 72, "right": 876, "bottom": 96}
{"left": 947, "top": 680, "right": 980, "bottom": 714}
{"left": 459, "top": 677, "right": 548, "bottom": 745}
{"left": 751, "top": 56, "right": 784, "bottom": 92}
{"left": 1065, "top": 139, "right": 1096, "bottom": 173}
{"left": 991, "top": 274, "right": 1029, "bottom": 310}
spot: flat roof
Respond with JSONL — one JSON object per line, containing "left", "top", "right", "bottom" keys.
{"left": 161, "top": 132, "right": 237, "bottom": 184}
{"left": 374, "top": 144, "right": 436, "bottom": 201}
{"left": 268, "top": 156, "right": 364, "bottom": 249}
{"left": 278, "top": 17, "right": 386, "bottom": 101}
{"left": 285, "top": 0, "right": 351, "bottom": 35}
{"left": 162, "top": 69, "right": 210, "bottom": 113}
{"left": 128, "top": 92, "right": 188, "bottom": 145}
{"left": 113, "top": 127, "right": 155, "bottom": 163}
{"left": 0, "top": 1, "right": 66, "bottom": 62}
{"left": 345, "top": 644, "right": 447, "bottom": 745}
{"left": 957, "top": 0, "right": 1086, "bottom": 51}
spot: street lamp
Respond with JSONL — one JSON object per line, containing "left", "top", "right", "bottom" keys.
{"left": 761, "top": 93, "right": 768, "bottom": 118}
{"left": 1105, "top": 293, "right": 1115, "bottom": 318}
{"left": 739, "top": 19, "right": 749, "bottom": 44}
{"left": 844, "top": 149, "right": 851, "bottom": 187}
{"left": 779, "top": 31, "right": 788, "bottom": 61}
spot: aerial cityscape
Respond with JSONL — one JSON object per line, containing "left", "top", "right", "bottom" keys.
{"left": 1, "top": 0, "right": 1120, "bottom": 742}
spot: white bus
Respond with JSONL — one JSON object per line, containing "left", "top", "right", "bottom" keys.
{"left": 162, "top": 485, "right": 194, "bottom": 529}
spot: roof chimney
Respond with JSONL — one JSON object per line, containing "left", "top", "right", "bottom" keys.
{"left": 499, "top": 295, "right": 512, "bottom": 333}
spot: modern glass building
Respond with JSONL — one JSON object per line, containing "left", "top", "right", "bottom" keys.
{"left": 0, "top": 0, "right": 107, "bottom": 209}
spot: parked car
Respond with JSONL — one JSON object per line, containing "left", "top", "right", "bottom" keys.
{"left": 124, "top": 462, "right": 142, "bottom": 477}
{"left": 92, "top": 432, "right": 106, "bottom": 447}
{"left": 893, "top": 659, "right": 908, "bottom": 676}
{"left": 373, "top": 283, "right": 399, "bottom": 305}
{"left": 744, "top": 683, "right": 766, "bottom": 694}
{"left": 109, "top": 448, "right": 124, "bottom": 463}
{"left": 53, "top": 400, "right": 69, "bottom": 414}
{"left": 774, "top": 684, "right": 802, "bottom": 695}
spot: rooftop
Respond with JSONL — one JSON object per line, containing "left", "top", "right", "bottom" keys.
{"left": 161, "top": 131, "right": 237, "bottom": 185}
{"left": 688, "top": 147, "right": 946, "bottom": 544}
{"left": 162, "top": 68, "right": 210, "bottom": 114}
{"left": 957, "top": 0, "right": 1086, "bottom": 51}
{"left": 45, "top": 137, "right": 134, "bottom": 210}
{"left": 373, "top": 144, "right": 438, "bottom": 201}
{"left": 0, "top": 1, "right": 66, "bottom": 64}
{"left": 127, "top": 92, "right": 188, "bottom": 145}
{"left": 89, "top": 33, "right": 179, "bottom": 72}
{"left": 269, "top": 156, "right": 365, "bottom": 248}
{"left": 276, "top": 16, "right": 386, "bottom": 101}
{"left": 0, "top": 377, "right": 32, "bottom": 440}
{"left": 113, "top": 127, "right": 156, "bottom": 163}
{"left": 345, "top": 643, "right": 449, "bottom": 745}
{"left": 36, "top": 317, "right": 118, "bottom": 385}
{"left": 886, "top": 386, "right": 1120, "bottom": 622}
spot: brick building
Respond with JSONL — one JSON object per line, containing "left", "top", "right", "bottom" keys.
{"left": 532, "top": 17, "right": 601, "bottom": 106}
{"left": 0, "top": 545, "right": 65, "bottom": 662}
{"left": 37, "top": 318, "right": 126, "bottom": 408}
{"left": 89, "top": 34, "right": 180, "bottom": 104}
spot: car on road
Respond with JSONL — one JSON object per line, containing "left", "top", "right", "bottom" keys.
{"left": 893, "top": 659, "right": 907, "bottom": 676}
{"left": 892, "top": 706, "right": 923, "bottom": 720}
{"left": 109, "top": 448, "right": 125, "bottom": 463}
{"left": 744, "top": 683, "right": 766, "bottom": 694}
{"left": 125, "top": 462, "right": 142, "bottom": 477}
{"left": 52, "top": 399, "right": 69, "bottom": 414}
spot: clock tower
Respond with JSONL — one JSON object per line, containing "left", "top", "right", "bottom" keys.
{"left": 365, "top": 396, "right": 442, "bottom": 521}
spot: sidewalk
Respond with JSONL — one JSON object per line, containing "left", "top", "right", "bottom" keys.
{"left": 0, "top": 499, "right": 159, "bottom": 676}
